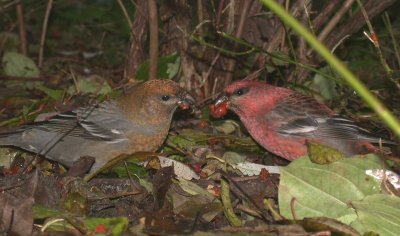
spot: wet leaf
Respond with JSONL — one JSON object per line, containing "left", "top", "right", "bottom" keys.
{"left": 61, "top": 191, "right": 87, "bottom": 214}
{"left": 112, "top": 162, "right": 148, "bottom": 178}
{"left": 36, "top": 84, "right": 64, "bottom": 101}
{"left": 214, "top": 120, "right": 239, "bottom": 134}
{"left": 33, "top": 204, "right": 63, "bottom": 219}
{"left": 279, "top": 154, "right": 383, "bottom": 225}
{"left": 307, "top": 141, "right": 345, "bottom": 164}
{"left": 351, "top": 194, "right": 400, "bottom": 236}
{"left": 166, "top": 55, "right": 181, "bottom": 79}
{"left": 2, "top": 52, "right": 39, "bottom": 77}
{"left": 309, "top": 65, "right": 339, "bottom": 100}
{"left": 67, "top": 75, "right": 112, "bottom": 95}
{"left": 85, "top": 217, "right": 129, "bottom": 236}
{"left": 289, "top": 217, "right": 361, "bottom": 236}
{"left": 223, "top": 151, "right": 246, "bottom": 164}
{"left": 136, "top": 53, "right": 180, "bottom": 81}
{"left": 84, "top": 152, "right": 158, "bottom": 181}
{"left": 0, "top": 193, "right": 34, "bottom": 235}
{"left": 172, "top": 178, "right": 222, "bottom": 221}
{"left": 157, "top": 156, "right": 200, "bottom": 180}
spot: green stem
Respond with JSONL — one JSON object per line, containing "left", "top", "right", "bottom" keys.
{"left": 260, "top": 0, "right": 400, "bottom": 137}
{"left": 221, "top": 178, "right": 242, "bottom": 227}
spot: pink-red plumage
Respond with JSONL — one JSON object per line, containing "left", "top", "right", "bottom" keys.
{"left": 214, "top": 80, "right": 394, "bottom": 160}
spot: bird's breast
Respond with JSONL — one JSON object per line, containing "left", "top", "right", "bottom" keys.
{"left": 124, "top": 122, "right": 170, "bottom": 152}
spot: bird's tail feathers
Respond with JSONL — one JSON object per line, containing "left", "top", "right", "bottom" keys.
{"left": 0, "top": 128, "right": 26, "bottom": 145}
{"left": 359, "top": 133, "right": 397, "bottom": 145}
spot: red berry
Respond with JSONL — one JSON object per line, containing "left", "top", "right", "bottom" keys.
{"left": 210, "top": 102, "right": 228, "bottom": 118}
{"left": 198, "top": 120, "right": 208, "bottom": 129}
{"left": 95, "top": 224, "right": 106, "bottom": 234}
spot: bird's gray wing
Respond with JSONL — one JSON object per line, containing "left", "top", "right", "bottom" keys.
{"left": 33, "top": 101, "right": 131, "bottom": 143}
{"left": 267, "top": 93, "right": 395, "bottom": 144}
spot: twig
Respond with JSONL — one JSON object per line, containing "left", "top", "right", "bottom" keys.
{"left": 383, "top": 12, "right": 400, "bottom": 68}
{"left": 225, "top": 0, "right": 253, "bottom": 85}
{"left": 312, "top": 0, "right": 340, "bottom": 30}
{"left": 357, "top": 0, "right": 400, "bottom": 91}
{"left": 148, "top": 0, "right": 158, "bottom": 80}
{"left": 290, "top": 197, "right": 297, "bottom": 219}
{"left": 221, "top": 177, "right": 242, "bottom": 226}
{"left": 16, "top": 1, "right": 27, "bottom": 55}
{"left": 316, "top": 0, "right": 355, "bottom": 47}
{"left": 215, "top": 0, "right": 225, "bottom": 28}
{"left": 197, "top": 0, "right": 204, "bottom": 34}
{"left": 1, "top": 0, "right": 21, "bottom": 11}
{"left": 116, "top": 0, "right": 133, "bottom": 30}
{"left": 38, "top": 0, "right": 53, "bottom": 68}
{"left": 124, "top": 0, "right": 148, "bottom": 79}
{"left": 324, "top": 0, "right": 396, "bottom": 51}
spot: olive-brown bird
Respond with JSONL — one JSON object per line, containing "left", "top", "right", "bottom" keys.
{"left": 0, "top": 80, "right": 194, "bottom": 172}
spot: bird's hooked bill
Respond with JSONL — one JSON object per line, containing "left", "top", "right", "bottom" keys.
{"left": 210, "top": 93, "right": 229, "bottom": 118}
{"left": 215, "top": 93, "right": 229, "bottom": 107}
{"left": 178, "top": 92, "right": 195, "bottom": 110}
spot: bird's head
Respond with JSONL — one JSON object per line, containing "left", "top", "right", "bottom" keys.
{"left": 212, "top": 80, "right": 277, "bottom": 118}
{"left": 121, "top": 80, "right": 195, "bottom": 121}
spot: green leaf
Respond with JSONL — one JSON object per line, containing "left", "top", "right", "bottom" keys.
{"left": 351, "top": 194, "right": 400, "bottom": 236}
{"left": 214, "top": 120, "right": 240, "bottom": 134}
{"left": 223, "top": 151, "right": 246, "bottom": 165}
{"left": 112, "top": 163, "right": 148, "bottom": 178}
{"left": 264, "top": 51, "right": 290, "bottom": 73}
{"left": 2, "top": 52, "right": 39, "bottom": 77}
{"left": 67, "top": 76, "right": 112, "bottom": 96}
{"left": 279, "top": 154, "right": 383, "bottom": 224}
{"left": 309, "top": 65, "right": 339, "bottom": 100}
{"left": 61, "top": 191, "right": 87, "bottom": 215}
{"left": 307, "top": 141, "right": 345, "bottom": 164}
{"left": 85, "top": 217, "right": 128, "bottom": 236}
{"left": 33, "top": 204, "right": 63, "bottom": 219}
{"left": 166, "top": 55, "right": 181, "bottom": 79}
{"left": 36, "top": 84, "right": 64, "bottom": 101}
{"left": 135, "top": 53, "right": 180, "bottom": 81}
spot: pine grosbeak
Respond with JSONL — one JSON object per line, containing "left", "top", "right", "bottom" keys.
{"left": 212, "top": 80, "right": 395, "bottom": 160}
{"left": 0, "top": 80, "right": 194, "bottom": 172}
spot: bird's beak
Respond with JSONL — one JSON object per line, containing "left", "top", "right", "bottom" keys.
{"left": 215, "top": 93, "right": 229, "bottom": 107}
{"left": 178, "top": 92, "right": 195, "bottom": 110}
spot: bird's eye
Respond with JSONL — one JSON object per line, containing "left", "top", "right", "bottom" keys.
{"left": 161, "top": 95, "right": 170, "bottom": 101}
{"left": 234, "top": 87, "right": 249, "bottom": 96}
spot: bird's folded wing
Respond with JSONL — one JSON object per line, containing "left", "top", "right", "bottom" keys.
{"left": 269, "top": 94, "right": 395, "bottom": 144}
{"left": 32, "top": 102, "right": 131, "bottom": 142}
{"left": 278, "top": 115, "right": 395, "bottom": 144}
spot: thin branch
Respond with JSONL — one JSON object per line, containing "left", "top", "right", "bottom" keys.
{"left": 16, "top": 1, "right": 27, "bottom": 55}
{"left": 124, "top": 0, "right": 148, "bottom": 79}
{"left": 317, "top": 0, "right": 355, "bottom": 44}
{"left": 148, "top": 0, "right": 159, "bottom": 80}
{"left": 225, "top": 0, "right": 253, "bottom": 85}
{"left": 38, "top": 0, "right": 53, "bottom": 68}
{"left": 312, "top": 0, "right": 340, "bottom": 30}
{"left": 383, "top": 12, "right": 400, "bottom": 68}
{"left": 357, "top": 0, "right": 400, "bottom": 91}
{"left": 215, "top": 0, "right": 225, "bottom": 28}
{"left": 117, "top": 0, "right": 133, "bottom": 30}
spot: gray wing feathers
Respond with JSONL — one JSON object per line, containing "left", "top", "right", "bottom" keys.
{"left": 21, "top": 101, "right": 131, "bottom": 143}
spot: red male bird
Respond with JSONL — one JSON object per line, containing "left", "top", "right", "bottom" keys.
{"left": 213, "top": 80, "right": 395, "bottom": 160}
